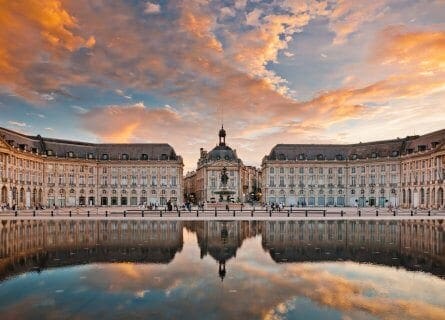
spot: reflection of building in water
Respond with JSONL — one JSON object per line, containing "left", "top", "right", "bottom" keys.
{"left": 0, "top": 220, "right": 183, "bottom": 280}
{"left": 188, "top": 221, "right": 261, "bottom": 280}
{"left": 261, "top": 220, "right": 445, "bottom": 276}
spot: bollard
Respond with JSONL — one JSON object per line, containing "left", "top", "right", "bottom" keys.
{"left": 105, "top": 210, "right": 108, "bottom": 217}
{"left": 376, "top": 210, "right": 378, "bottom": 217}
{"left": 124, "top": 210, "right": 126, "bottom": 218}
{"left": 69, "top": 211, "right": 72, "bottom": 217}
{"left": 233, "top": 210, "right": 235, "bottom": 217}
{"left": 305, "top": 210, "right": 308, "bottom": 217}
{"left": 33, "top": 210, "right": 36, "bottom": 217}
{"left": 87, "top": 210, "right": 90, "bottom": 217}
{"left": 51, "top": 210, "right": 53, "bottom": 217}
{"left": 323, "top": 210, "right": 326, "bottom": 217}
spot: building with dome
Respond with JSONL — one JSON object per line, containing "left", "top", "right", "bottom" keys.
{"left": 184, "top": 126, "right": 260, "bottom": 204}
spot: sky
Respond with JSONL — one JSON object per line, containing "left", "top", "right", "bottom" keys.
{"left": 0, "top": 0, "right": 444, "bottom": 172}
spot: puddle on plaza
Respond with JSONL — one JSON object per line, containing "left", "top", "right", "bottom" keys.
{"left": 0, "top": 219, "right": 444, "bottom": 319}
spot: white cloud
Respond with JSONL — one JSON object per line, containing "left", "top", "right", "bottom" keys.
{"left": 71, "top": 105, "right": 89, "bottom": 114}
{"left": 144, "top": 2, "right": 160, "bottom": 14}
{"left": 8, "top": 121, "right": 27, "bottom": 127}
{"left": 40, "top": 93, "right": 55, "bottom": 101}
{"left": 115, "top": 89, "right": 132, "bottom": 99}
{"left": 45, "top": 127, "right": 54, "bottom": 131}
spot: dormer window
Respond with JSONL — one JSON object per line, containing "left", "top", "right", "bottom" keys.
{"left": 141, "top": 154, "right": 148, "bottom": 160}
{"left": 316, "top": 154, "right": 324, "bottom": 160}
{"left": 161, "top": 154, "right": 168, "bottom": 160}
{"left": 88, "top": 153, "right": 94, "bottom": 159}
{"left": 371, "top": 152, "right": 378, "bottom": 158}
{"left": 32, "top": 147, "right": 38, "bottom": 153}
{"left": 46, "top": 150, "right": 54, "bottom": 156}
{"left": 406, "top": 148, "right": 413, "bottom": 154}
{"left": 122, "top": 153, "right": 129, "bottom": 160}
{"left": 350, "top": 154, "right": 358, "bottom": 160}
{"left": 336, "top": 154, "right": 343, "bottom": 160}
{"left": 391, "top": 151, "right": 399, "bottom": 157}
{"left": 224, "top": 155, "right": 230, "bottom": 160}
{"left": 298, "top": 153, "right": 305, "bottom": 160}
{"left": 102, "top": 154, "right": 109, "bottom": 160}
{"left": 418, "top": 145, "right": 426, "bottom": 152}
{"left": 431, "top": 141, "right": 439, "bottom": 148}
{"left": 67, "top": 151, "right": 74, "bottom": 158}
{"left": 19, "top": 144, "right": 27, "bottom": 151}
{"left": 278, "top": 153, "right": 286, "bottom": 160}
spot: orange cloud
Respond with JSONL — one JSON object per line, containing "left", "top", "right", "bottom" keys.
{"left": 0, "top": 0, "right": 94, "bottom": 100}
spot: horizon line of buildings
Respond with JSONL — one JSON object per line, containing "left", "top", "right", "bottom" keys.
{"left": 0, "top": 125, "right": 444, "bottom": 209}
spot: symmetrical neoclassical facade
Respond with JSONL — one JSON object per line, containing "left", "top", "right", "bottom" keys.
{"left": 0, "top": 127, "right": 183, "bottom": 209}
{"left": 184, "top": 127, "right": 260, "bottom": 204}
{"left": 262, "top": 129, "right": 445, "bottom": 209}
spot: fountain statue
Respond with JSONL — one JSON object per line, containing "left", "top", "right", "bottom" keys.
{"left": 214, "top": 167, "right": 235, "bottom": 202}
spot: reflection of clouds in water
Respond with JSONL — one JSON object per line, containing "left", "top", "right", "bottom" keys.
{"left": 1, "top": 227, "right": 445, "bottom": 320}
{"left": 236, "top": 262, "right": 445, "bottom": 320}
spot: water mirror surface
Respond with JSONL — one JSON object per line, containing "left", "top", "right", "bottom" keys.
{"left": 0, "top": 219, "right": 444, "bottom": 320}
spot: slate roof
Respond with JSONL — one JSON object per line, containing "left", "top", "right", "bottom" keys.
{"left": 265, "top": 129, "right": 445, "bottom": 161}
{"left": 0, "top": 127, "right": 180, "bottom": 161}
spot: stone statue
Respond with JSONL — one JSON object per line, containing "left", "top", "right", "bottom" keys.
{"left": 221, "top": 167, "right": 229, "bottom": 187}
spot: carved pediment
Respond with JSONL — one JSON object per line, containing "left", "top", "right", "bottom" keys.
{"left": 0, "top": 136, "right": 12, "bottom": 152}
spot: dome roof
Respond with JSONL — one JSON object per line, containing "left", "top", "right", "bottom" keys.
{"left": 206, "top": 145, "right": 238, "bottom": 162}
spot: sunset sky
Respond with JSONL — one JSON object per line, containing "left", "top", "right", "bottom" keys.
{"left": 0, "top": 0, "right": 444, "bottom": 171}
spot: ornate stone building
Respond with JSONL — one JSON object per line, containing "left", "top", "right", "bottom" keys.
{"left": 184, "top": 126, "right": 259, "bottom": 204}
{"left": 262, "top": 129, "right": 445, "bottom": 209}
{"left": 0, "top": 127, "right": 183, "bottom": 209}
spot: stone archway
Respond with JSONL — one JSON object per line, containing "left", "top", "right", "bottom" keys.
{"left": 426, "top": 188, "right": 430, "bottom": 207}
{"left": 1, "top": 186, "right": 7, "bottom": 204}
{"left": 431, "top": 188, "right": 436, "bottom": 208}
{"left": 38, "top": 189, "right": 43, "bottom": 205}
{"left": 12, "top": 187, "right": 17, "bottom": 206}
{"left": 19, "top": 187, "right": 25, "bottom": 206}
{"left": 32, "top": 188, "right": 37, "bottom": 207}
{"left": 438, "top": 187, "right": 444, "bottom": 208}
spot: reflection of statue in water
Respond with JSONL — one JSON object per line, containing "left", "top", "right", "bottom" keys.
{"left": 221, "top": 167, "right": 229, "bottom": 187}
{"left": 219, "top": 261, "right": 226, "bottom": 281}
